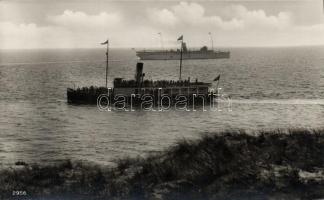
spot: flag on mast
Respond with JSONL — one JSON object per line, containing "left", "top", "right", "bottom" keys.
{"left": 213, "top": 75, "right": 220, "bottom": 82}
{"left": 101, "top": 40, "right": 109, "bottom": 45}
{"left": 177, "top": 35, "right": 183, "bottom": 41}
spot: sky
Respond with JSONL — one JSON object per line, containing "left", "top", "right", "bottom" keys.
{"left": 0, "top": 0, "right": 324, "bottom": 49}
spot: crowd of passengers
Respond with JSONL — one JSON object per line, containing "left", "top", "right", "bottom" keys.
{"left": 114, "top": 79, "right": 208, "bottom": 88}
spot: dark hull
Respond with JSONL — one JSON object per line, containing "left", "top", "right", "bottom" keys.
{"left": 136, "top": 51, "right": 230, "bottom": 60}
{"left": 67, "top": 87, "right": 215, "bottom": 106}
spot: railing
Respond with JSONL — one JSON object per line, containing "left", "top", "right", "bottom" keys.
{"left": 113, "top": 79, "right": 211, "bottom": 88}
{"left": 136, "top": 49, "right": 229, "bottom": 53}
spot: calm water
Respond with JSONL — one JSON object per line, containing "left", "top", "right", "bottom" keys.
{"left": 1, "top": 47, "right": 324, "bottom": 166}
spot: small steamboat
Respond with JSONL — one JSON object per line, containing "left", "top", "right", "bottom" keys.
{"left": 67, "top": 62, "right": 216, "bottom": 106}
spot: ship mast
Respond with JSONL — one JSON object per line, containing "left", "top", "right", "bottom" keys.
{"left": 101, "top": 39, "right": 109, "bottom": 88}
{"left": 177, "top": 35, "right": 183, "bottom": 80}
{"left": 158, "top": 32, "right": 164, "bottom": 50}
{"left": 208, "top": 32, "right": 214, "bottom": 51}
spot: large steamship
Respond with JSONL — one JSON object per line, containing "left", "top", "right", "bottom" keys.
{"left": 136, "top": 34, "right": 230, "bottom": 60}
{"left": 136, "top": 43, "right": 230, "bottom": 60}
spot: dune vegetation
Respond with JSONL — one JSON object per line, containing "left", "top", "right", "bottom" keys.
{"left": 1, "top": 128, "right": 324, "bottom": 199}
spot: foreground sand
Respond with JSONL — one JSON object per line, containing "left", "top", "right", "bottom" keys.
{"left": 1, "top": 128, "right": 324, "bottom": 199}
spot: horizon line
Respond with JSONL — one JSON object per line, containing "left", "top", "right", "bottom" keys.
{"left": 1, "top": 44, "right": 324, "bottom": 50}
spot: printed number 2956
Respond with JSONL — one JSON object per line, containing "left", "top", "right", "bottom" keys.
{"left": 12, "top": 191, "right": 27, "bottom": 196}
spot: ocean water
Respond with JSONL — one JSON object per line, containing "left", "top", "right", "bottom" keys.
{"left": 0, "top": 47, "right": 324, "bottom": 166}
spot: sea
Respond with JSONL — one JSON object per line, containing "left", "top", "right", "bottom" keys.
{"left": 1, "top": 46, "right": 324, "bottom": 166}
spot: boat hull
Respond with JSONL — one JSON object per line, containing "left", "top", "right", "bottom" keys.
{"left": 67, "top": 86, "right": 215, "bottom": 105}
{"left": 136, "top": 51, "right": 230, "bottom": 60}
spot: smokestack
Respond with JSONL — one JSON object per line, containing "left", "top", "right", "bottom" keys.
{"left": 135, "top": 62, "right": 144, "bottom": 84}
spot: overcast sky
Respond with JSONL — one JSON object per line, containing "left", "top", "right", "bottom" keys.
{"left": 0, "top": 0, "right": 323, "bottom": 49}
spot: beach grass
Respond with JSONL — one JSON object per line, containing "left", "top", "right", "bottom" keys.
{"left": 1, "top": 128, "right": 324, "bottom": 199}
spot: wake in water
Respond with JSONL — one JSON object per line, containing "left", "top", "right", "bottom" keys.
{"left": 230, "top": 99, "right": 324, "bottom": 105}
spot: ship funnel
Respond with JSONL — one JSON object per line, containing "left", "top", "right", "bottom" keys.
{"left": 135, "top": 62, "right": 144, "bottom": 84}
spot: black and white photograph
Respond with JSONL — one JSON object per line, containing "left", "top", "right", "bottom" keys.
{"left": 1, "top": 0, "right": 324, "bottom": 199}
